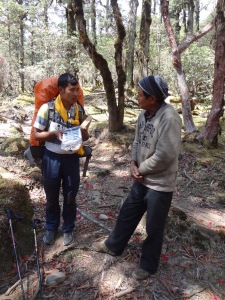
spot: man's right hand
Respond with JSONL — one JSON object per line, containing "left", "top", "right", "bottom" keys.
{"left": 34, "top": 128, "right": 64, "bottom": 142}
{"left": 130, "top": 161, "right": 144, "bottom": 182}
{"left": 55, "top": 130, "right": 63, "bottom": 141}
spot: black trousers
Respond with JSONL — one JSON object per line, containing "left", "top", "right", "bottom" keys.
{"left": 105, "top": 182, "right": 172, "bottom": 274}
{"left": 42, "top": 149, "right": 80, "bottom": 233}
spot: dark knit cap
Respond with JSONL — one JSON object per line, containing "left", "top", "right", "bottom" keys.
{"left": 138, "top": 75, "right": 169, "bottom": 102}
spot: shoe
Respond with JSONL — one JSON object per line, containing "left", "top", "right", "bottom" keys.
{"left": 92, "top": 241, "right": 116, "bottom": 256}
{"left": 132, "top": 268, "right": 151, "bottom": 280}
{"left": 43, "top": 231, "right": 57, "bottom": 245}
{"left": 63, "top": 232, "right": 74, "bottom": 246}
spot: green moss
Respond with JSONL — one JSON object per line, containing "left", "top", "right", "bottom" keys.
{"left": 1, "top": 136, "right": 28, "bottom": 154}
{"left": 217, "top": 197, "right": 225, "bottom": 207}
{"left": 0, "top": 178, "right": 34, "bottom": 274}
{"left": 218, "top": 228, "right": 225, "bottom": 241}
{"left": 189, "top": 228, "right": 210, "bottom": 250}
{"left": 16, "top": 94, "right": 34, "bottom": 106}
{"left": 170, "top": 207, "right": 188, "bottom": 221}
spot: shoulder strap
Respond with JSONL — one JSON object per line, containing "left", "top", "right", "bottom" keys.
{"left": 46, "top": 100, "right": 55, "bottom": 130}
{"left": 48, "top": 100, "right": 55, "bottom": 121}
{"left": 78, "top": 103, "right": 85, "bottom": 123}
{"left": 46, "top": 100, "right": 83, "bottom": 128}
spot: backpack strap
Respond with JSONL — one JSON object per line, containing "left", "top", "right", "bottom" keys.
{"left": 46, "top": 100, "right": 84, "bottom": 129}
{"left": 46, "top": 100, "right": 55, "bottom": 130}
{"left": 48, "top": 100, "right": 55, "bottom": 121}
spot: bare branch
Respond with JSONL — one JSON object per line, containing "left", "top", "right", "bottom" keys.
{"left": 178, "top": 20, "right": 215, "bottom": 54}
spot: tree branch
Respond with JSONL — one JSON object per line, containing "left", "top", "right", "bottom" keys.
{"left": 178, "top": 20, "right": 215, "bottom": 54}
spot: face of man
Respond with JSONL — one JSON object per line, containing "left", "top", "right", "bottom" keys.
{"left": 137, "top": 86, "right": 152, "bottom": 109}
{"left": 59, "top": 83, "right": 80, "bottom": 109}
{"left": 137, "top": 86, "right": 159, "bottom": 114}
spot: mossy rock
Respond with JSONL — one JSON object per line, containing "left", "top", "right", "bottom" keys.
{"left": 0, "top": 178, "right": 34, "bottom": 276}
{"left": 170, "top": 206, "right": 188, "bottom": 221}
{"left": 189, "top": 226, "right": 211, "bottom": 250}
{"left": 1, "top": 136, "right": 27, "bottom": 154}
{"left": 16, "top": 94, "right": 34, "bottom": 106}
{"left": 167, "top": 96, "right": 181, "bottom": 103}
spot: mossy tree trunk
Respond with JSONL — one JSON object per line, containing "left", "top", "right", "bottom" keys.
{"left": 18, "top": 0, "right": 26, "bottom": 93}
{"left": 73, "top": 0, "right": 126, "bottom": 132}
{"left": 125, "top": 0, "right": 139, "bottom": 89}
{"left": 111, "top": 0, "right": 126, "bottom": 129}
{"left": 202, "top": 0, "right": 225, "bottom": 147}
{"left": 66, "top": 1, "right": 79, "bottom": 75}
{"left": 137, "top": 0, "right": 151, "bottom": 77}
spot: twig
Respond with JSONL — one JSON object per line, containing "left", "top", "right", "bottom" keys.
{"left": 111, "top": 286, "right": 137, "bottom": 298}
{"left": 76, "top": 284, "right": 95, "bottom": 290}
{"left": 77, "top": 208, "right": 111, "bottom": 232}
{"left": 183, "top": 170, "right": 199, "bottom": 186}
{"left": 173, "top": 287, "right": 206, "bottom": 299}
{"left": 30, "top": 269, "right": 44, "bottom": 300}
{"left": 4, "top": 278, "right": 21, "bottom": 296}
{"left": 152, "top": 290, "right": 159, "bottom": 300}
{"left": 213, "top": 155, "right": 225, "bottom": 161}
{"left": 90, "top": 103, "right": 107, "bottom": 113}
{"left": 125, "top": 95, "right": 138, "bottom": 106}
{"left": 155, "top": 275, "right": 174, "bottom": 298}
{"left": 97, "top": 204, "right": 117, "bottom": 208}
{"left": 124, "top": 109, "right": 138, "bottom": 117}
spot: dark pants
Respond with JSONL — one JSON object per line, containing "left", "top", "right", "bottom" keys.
{"left": 105, "top": 182, "right": 172, "bottom": 274}
{"left": 42, "top": 149, "right": 80, "bottom": 233}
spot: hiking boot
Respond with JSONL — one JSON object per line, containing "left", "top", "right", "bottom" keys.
{"left": 63, "top": 232, "right": 74, "bottom": 246}
{"left": 132, "top": 268, "right": 151, "bottom": 280}
{"left": 92, "top": 241, "right": 116, "bottom": 256}
{"left": 43, "top": 230, "right": 57, "bottom": 245}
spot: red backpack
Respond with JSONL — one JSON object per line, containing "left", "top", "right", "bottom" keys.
{"left": 24, "top": 77, "right": 90, "bottom": 168}
{"left": 30, "top": 76, "right": 84, "bottom": 146}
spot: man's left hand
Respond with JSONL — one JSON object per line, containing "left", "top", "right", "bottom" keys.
{"left": 81, "top": 128, "right": 89, "bottom": 141}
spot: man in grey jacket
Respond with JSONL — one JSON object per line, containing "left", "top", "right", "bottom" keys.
{"left": 92, "top": 75, "right": 182, "bottom": 280}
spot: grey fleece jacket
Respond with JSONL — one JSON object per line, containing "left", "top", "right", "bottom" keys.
{"left": 131, "top": 103, "right": 182, "bottom": 192}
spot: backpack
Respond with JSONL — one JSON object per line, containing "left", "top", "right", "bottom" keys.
{"left": 24, "top": 77, "right": 92, "bottom": 169}
{"left": 30, "top": 76, "right": 84, "bottom": 147}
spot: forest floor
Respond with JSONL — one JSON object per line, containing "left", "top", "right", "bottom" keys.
{"left": 0, "top": 92, "right": 225, "bottom": 300}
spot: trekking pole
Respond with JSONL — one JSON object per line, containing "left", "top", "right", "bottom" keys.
{"left": 31, "top": 219, "right": 43, "bottom": 300}
{"left": 5, "top": 208, "right": 26, "bottom": 300}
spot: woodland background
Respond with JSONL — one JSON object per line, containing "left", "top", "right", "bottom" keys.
{"left": 1, "top": 1, "right": 225, "bottom": 299}
{"left": 0, "top": 0, "right": 224, "bottom": 143}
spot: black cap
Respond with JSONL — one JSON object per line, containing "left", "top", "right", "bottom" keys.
{"left": 138, "top": 75, "right": 169, "bottom": 102}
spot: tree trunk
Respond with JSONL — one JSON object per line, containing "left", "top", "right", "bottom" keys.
{"left": 187, "top": 0, "right": 195, "bottom": 34}
{"left": 73, "top": 0, "right": 124, "bottom": 132}
{"left": 137, "top": 0, "right": 151, "bottom": 77}
{"left": 90, "top": 0, "right": 97, "bottom": 45}
{"left": 125, "top": 0, "right": 139, "bottom": 89}
{"left": 90, "top": 0, "right": 98, "bottom": 88}
{"left": 182, "top": 4, "right": 187, "bottom": 33}
{"left": 105, "top": 0, "right": 113, "bottom": 32}
{"left": 160, "top": 0, "right": 214, "bottom": 133}
{"left": 31, "top": 28, "right": 35, "bottom": 66}
{"left": 153, "top": 0, "right": 157, "bottom": 14}
{"left": 66, "top": 1, "right": 78, "bottom": 75}
{"left": 111, "top": 0, "right": 126, "bottom": 128}
{"left": 44, "top": 0, "right": 49, "bottom": 28}
{"left": 18, "top": 0, "right": 25, "bottom": 93}
{"left": 67, "top": 1, "right": 76, "bottom": 36}
{"left": 202, "top": 0, "right": 225, "bottom": 147}
{"left": 195, "top": 0, "right": 200, "bottom": 31}
{"left": 170, "top": 0, "right": 182, "bottom": 41}
{"left": 0, "top": 55, "right": 6, "bottom": 93}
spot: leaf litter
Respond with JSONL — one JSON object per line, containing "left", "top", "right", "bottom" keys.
{"left": 0, "top": 95, "right": 225, "bottom": 299}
